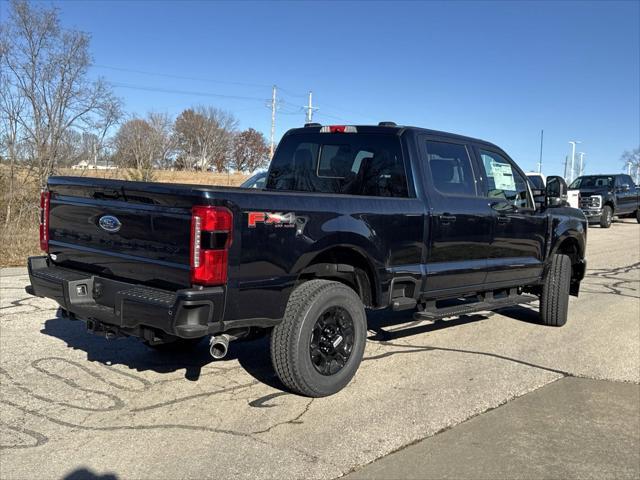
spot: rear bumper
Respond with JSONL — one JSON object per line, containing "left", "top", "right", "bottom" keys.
{"left": 26, "top": 256, "right": 225, "bottom": 340}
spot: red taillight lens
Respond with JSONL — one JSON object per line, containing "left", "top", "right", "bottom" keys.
{"left": 190, "top": 206, "right": 233, "bottom": 286}
{"left": 320, "top": 125, "right": 357, "bottom": 133}
{"left": 39, "top": 191, "right": 50, "bottom": 252}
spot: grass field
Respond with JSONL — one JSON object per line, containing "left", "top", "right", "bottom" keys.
{"left": 0, "top": 168, "right": 249, "bottom": 267}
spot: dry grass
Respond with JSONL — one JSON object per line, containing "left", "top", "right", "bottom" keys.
{"left": 0, "top": 168, "right": 249, "bottom": 267}
{"left": 55, "top": 168, "right": 250, "bottom": 187}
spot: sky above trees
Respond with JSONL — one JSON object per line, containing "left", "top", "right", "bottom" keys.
{"left": 2, "top": 1, "right": 639, "bottom": 176}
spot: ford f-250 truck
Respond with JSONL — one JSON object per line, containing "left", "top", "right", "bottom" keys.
{"left": 568, "top": 174, "right": 640, "bottom": 228}
{"left": 26, "top": 123, "right": 587, "bottom": 397}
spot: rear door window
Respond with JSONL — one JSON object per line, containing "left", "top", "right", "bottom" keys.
{"left": 266, "top": 133, "right": 409, "bottom": 197}
{"left": 424, "top": 141, "right": 477, "bottom": 196}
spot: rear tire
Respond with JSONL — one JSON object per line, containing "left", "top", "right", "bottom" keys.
{"left": 270, "top": 279, "right": 367, "bottom": 397}
{"left": 540, "top": 254, "right": 571, "bottom": 327}
{"left": 636, "top": 209, "right": 640, "bottom": 224}
{"left": 600, "top": 205, "right": 613, "bottom": 228}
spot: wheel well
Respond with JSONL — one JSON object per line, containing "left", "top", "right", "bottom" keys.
{"left": 556, "top": 237, "right": 584, "bottom": 284}
{"left": 299, "top": 247, "right": 376, "bottom": 308}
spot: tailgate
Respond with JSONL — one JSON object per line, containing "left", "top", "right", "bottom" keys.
{"left": 47, "top": 178, "right": 194, "bottom": 289}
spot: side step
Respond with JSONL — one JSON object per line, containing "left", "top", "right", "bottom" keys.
{"left": 414, "top": 290, "right": 538, "bottom": 321}
{"left": 391, "top": 296, "right": 417, "bottom": 311}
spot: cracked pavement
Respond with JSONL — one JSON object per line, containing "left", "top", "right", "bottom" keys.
{"left": 1, "top": 221, "right": 638, "bottom": 479}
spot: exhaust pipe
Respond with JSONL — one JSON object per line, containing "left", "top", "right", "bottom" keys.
{"left": 208, "top": 329, "right": 250, "bottom": 359}
{"left": 209, "top": 334, "right": 230, "bottom": 359}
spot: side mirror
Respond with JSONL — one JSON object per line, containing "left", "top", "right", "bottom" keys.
{"left": 546, "top": 176, "right": 568, "bottom": 207}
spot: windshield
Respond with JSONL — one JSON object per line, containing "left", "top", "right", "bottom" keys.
{"left": 569, "top": 176, "right": 614, "bottom": 189}
{"left": 241, "top": 172, "right": 267, "bottom": 189}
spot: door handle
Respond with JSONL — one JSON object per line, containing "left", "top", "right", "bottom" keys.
{"left": 440, "top": 215, "right": 457, "bottom": 224}
{"left": 497, "top": 216, "right": 511, "bottom": 224}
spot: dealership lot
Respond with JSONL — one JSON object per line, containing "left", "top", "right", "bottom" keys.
{"left": 1, "top": 222, "right": 638, "bottom": 479}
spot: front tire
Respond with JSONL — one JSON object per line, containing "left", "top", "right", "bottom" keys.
{"left": 540, "top": 254, "right": 571, "bottom": 327}
{"left": 600, "top": 205, "right": 613, "bottom": 228}
{"left": 270, "top": 280, "right": 367, "bottom": 397}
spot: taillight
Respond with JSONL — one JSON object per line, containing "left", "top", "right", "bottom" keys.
{"left": 39, "top": 190, "right": 50, "bottom": 252}
{"left": 190, "top": 206, "right": 233, "bottom": 286}
{"left": 320, "top": 125, "right": 357, "bottom": 133}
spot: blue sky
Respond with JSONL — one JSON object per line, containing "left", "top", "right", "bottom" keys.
{"left": 9, "top": 0, "right": 640, "bottom": 176}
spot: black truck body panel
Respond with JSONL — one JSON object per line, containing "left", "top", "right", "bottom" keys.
{"left": 28, "top": 124, "right": 589, "bottom": 342}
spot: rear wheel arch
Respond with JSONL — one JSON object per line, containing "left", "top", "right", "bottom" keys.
{"left": 297, "top": 246, "right": 378, "bottom": 308}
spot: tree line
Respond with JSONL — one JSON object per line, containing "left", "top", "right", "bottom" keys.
{"left": 113, "top": 108, "right": 269, "bottom": 182}
{"left": 0, "top": 0, "right": 269, "bottom": 199}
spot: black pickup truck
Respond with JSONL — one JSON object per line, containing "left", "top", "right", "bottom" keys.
{"left": 27, "top": 123, "right": 588, "bottom": 397}
{"left": 568, "top": 174, "right": 640, "bottom": 228}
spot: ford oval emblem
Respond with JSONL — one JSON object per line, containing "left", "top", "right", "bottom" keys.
{"left": 98, "top": 215, "right": 121, "bottom": 233}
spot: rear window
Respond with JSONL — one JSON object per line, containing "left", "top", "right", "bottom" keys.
{"left": 266, "top": 133, "right": 409, "bottom": 197}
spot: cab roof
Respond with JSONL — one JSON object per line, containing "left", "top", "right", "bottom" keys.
{"left": 285, "top": 123, "right": 502, "bottom": 150}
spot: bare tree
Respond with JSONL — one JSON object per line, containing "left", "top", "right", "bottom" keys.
{"left": 230, "top": 128, "right": 270, "bottom": 173}
{"left": 113, "top": 112, "right": 174, "bottom": 180}
{"left": 621, "top": 148, "right": 640, "bottom": 184}
{"left": 174, "top": 106, "right": 237, "bottom": 171}
{"left": 0, "top": 0, "right": 122, "bottom": 186}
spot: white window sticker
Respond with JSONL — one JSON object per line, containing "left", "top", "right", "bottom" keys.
{"left": 490, "top": 161, "right": 516, "bottom": 191}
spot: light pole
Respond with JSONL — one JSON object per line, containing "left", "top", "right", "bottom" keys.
{"left": 537, "top": 129, "right": 544, "bottom": 173}
{"left": 578, "top": 152, "right": 585, "bottom": 177}
{"left": 568, "top": 141, "right": 581, "bottom": 182}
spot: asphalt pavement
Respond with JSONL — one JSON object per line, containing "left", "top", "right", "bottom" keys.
{"left": 1, "top": 220, "right": 638, "bottom": 479}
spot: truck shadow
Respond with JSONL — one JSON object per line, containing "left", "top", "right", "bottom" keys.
{"left": 40, "top": 308, "right": 280, "bottom": 387}
{"left": 40, "top": 305, "right": 543, "bottom": 389}
{"left": 365, "top": 304, "right": 543, "bottom": 341}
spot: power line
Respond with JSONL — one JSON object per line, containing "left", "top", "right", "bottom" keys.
{"left": 111, "top": 82, "right": 265, "bottom": 102}
{"left": 318, "top": 101, "right": 377, "bottom": 122}
{"left": 94, "top": 64, "right": 270, "bottom": 89}
{"left": 98, "top": 63, "right": 377, "bottom": 126}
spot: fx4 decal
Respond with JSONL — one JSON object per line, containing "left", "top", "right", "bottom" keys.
{"left": 247, "top": 211, "right": 297, "bottom": 228}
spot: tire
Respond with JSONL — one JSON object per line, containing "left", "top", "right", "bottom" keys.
{"left": 599, "top": 205, "right": 613, "bottom": 228}
{"left": 636, "top": 209, "right": 640, "bottom": 224}
{"left": 270, "top": 279, "right": 367, "bottom": 397}
{"left": 540, "top": 254, "right": 571, "bottom": 327}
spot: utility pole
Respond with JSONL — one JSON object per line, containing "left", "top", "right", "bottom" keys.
{"left": 537, "top": 129, "right": 544, "bottom": 173}
{"left": 270, "top": 85, "right": 277, "bottom": 159}
{"left": 564, "top": 155, "right": 569, "bottom": 180}
{"left": 568, "top": 140, "right": 581, "bottom": 183}
{"left": 578, "top": 152, "right": 585, "bottom": 177}
{"left": 306, "top": 91, "right": 318, "bottom": 124}
{"left": 626, "top": 159, "right": 632, "bottom": 176}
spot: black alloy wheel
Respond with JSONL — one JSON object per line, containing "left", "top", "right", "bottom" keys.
{"left": 309, "top": 306, "right": 354, "bottom": 376}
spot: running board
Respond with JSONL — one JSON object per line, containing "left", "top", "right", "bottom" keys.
{"left": 414, "top": 291, "right": 538, "bottom": 321}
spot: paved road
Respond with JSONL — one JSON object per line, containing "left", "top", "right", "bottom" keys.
{"left": 1, "top": 221, "right": 638, "bottom": 479}
{"left": 346, "top": 377, "right": 639, "bottom": 479}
